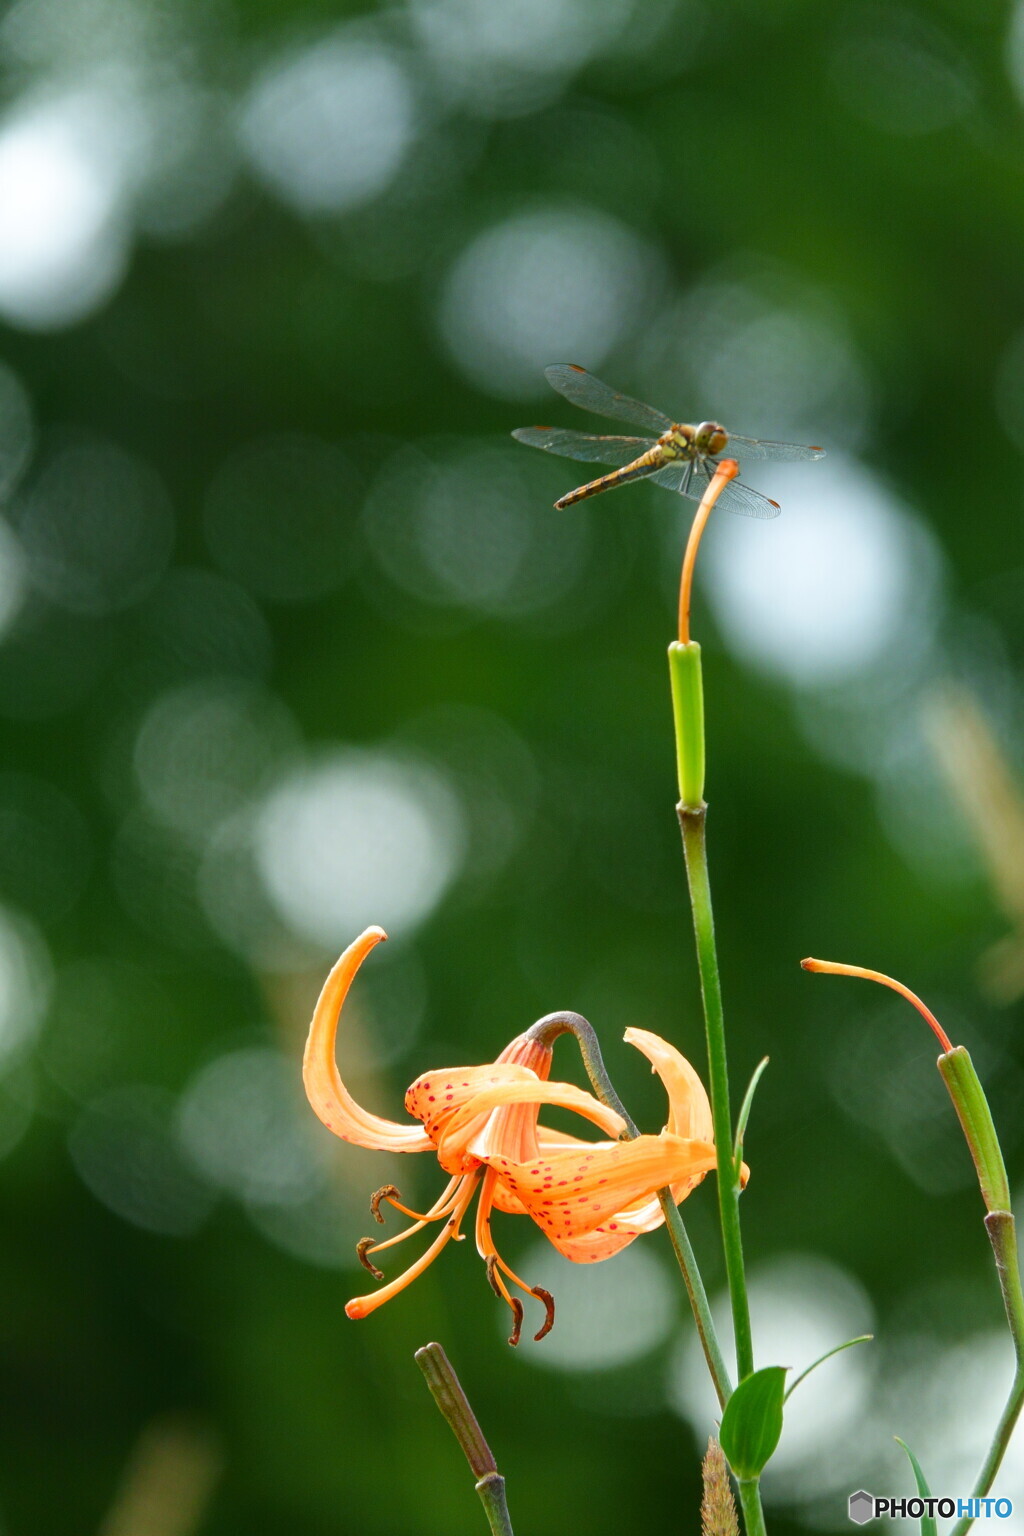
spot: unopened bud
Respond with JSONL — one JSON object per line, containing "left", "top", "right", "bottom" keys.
{"left": 669, "top": 640, "right": 705, "bottom": 808}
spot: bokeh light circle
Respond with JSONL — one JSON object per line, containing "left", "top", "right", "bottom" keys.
{"left": 438, "top": 205, "right": 661, "bottom": 399}
{"left": 254, "top": 751, "right": 465, "bottom": 948}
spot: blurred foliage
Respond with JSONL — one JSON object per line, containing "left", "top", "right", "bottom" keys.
{"left": 0, "top": 0, "right": 1023, "bottom": 1530}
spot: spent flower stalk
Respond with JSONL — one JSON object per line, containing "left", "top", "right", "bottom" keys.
{"left": 802, "top": 958, "right": 1024, "bottom": 1528}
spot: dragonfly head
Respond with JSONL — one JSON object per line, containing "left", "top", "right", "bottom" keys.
{"left": 695, "top": 421, "right": 728, "bottom": 456}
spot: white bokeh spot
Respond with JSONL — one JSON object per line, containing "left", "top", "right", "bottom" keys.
{"left": 514, "top": 1239, "right": 676, "bottom": 1371}
{"left": 239, "top": 32, "right": 416, "bottom": 216}
{"left": 702, "top": 455, "right": 941, "bottom": 688}
{"left": 254, "top": 751, "right": 465, "bottom": 948}
{"left": 439, "top": 206, "right": 661, "bottom": 399}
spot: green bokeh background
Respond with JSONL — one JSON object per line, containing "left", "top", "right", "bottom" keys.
{"left": 0, "top": 0, "right": 1022, "bottom": 1530}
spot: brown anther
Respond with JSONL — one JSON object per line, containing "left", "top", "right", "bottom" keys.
{"left": 369, "top": 1183, "right": 400, "bottom": 1224}
{"left": 507, "top": 1298, "right": 524, "bottom": 1348}
{"left": 356, "top": 1237, "right": 384, "bottom": 1281}
{"left": 531, "top": 1286, "right": 555, "bottom": 1341}
{"left": 484, "top": 1254, "right": 504, "bottom": 1300}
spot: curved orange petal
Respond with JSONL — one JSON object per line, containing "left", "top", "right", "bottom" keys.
{"left": 405, "top": 1063, "right": 543, "bottom": 1172}
{"left": 488, "top": 1133, "right": 717, "bottom": 1251}
{"left": 490, "top": 1122, "right": 634, "bottom": 1217}
{"left": 303, "top": 927, "right": 432, "bottom": 1153}
{"left": 624, "top": 1027, "right": 713, "bottom": 1142}
{"left": 545, "top": 1223, "right": 643, "bottom": 1263}
{"left": 490, "top": 1179, "right": 529, "bottom": 1215}
{"left": 456, "top": 1079, "right": 624, "bottom": 1163}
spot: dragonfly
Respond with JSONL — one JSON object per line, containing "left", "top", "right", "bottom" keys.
{"left": 512, "top": 364, "right": 825, "bottom": 519}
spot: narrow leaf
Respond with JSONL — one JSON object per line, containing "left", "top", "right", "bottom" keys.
{"left": 784, "top": 1335, "right": 873, "bottom": 1402}
{"left": 719, "top": 1366, "right": 787, "bottom": 1479}
{"left": 895, "top": 1438, "right": 937, "bottom": 1536}
{"left": 733, "top": 1057, "right": 769, "bottom": 1164}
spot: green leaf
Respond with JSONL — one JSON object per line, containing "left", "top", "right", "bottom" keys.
{"left": 733, "top": 1057, "right": 769, "bottom": 1165}
{"left": 784, "top": 1335, "right": 873, "bottom": 1402}
{"left": 719, "top": 1366, "right": 787, "bottom": 1479}
{"left": 894, "top": 1438, "right": 937, "bottom": 1536}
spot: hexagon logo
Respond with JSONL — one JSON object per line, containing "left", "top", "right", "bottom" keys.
{"left": 848, "top": 1490, "right": 875, "bottom": 1525}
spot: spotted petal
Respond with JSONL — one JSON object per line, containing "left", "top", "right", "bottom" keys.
{"left": 405, "top": 1063, "right": 544, "bottom": 1173}
{"left": 487, "top": 1133, "right": 718, "bottom": 1260}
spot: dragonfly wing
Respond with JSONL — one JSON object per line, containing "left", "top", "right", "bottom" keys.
{"left": 512, "top": 427, "right": 656, "bottom": 466}
{"left": 544, "top": 365, "right": 674, "bottom": 435}
{"left": 713, "top": 474, "right": 781, "bottom": 520}
{"left": 651, "top": 457, "right": 780, "bottom": 519}
{"left": 725, "top": 435, "right": 826, "bottom": 463}
{"left": 649, "top": 460, "right": 696, "bottom": 496}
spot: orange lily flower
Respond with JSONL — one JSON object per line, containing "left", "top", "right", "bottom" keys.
{"left": 304, "top": 925, "right": 734, "bottom": 1343}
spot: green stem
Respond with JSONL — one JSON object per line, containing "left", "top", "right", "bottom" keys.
{"left": 658, "top": 1190, "right": 733, "bottom": 1408}
{"left": 526, "top": 1011, "right": 732, "bottom": 1407}
{"left": 474, "top": 1474, "right": 515, "bottom": 1536}
{"left": 950, "top": 1212, "right": 1024, "bottom": 1536}
{"left": 737, "top": 1477, "right": 768, "bottom": 1536}
{"left": 678, "top": 805, "right": 754, "bottom": 1383}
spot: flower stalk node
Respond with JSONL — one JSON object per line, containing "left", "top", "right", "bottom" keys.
{"left": 356, "top": 1237, "right": 384, "bottom": 1281}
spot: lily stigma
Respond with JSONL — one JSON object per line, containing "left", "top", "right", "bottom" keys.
{"left": 304, "top": 926, "right": 743, "bottom": 1345}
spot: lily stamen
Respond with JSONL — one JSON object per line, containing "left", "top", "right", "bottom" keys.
{"left": 484, "top": 1254, "right": 525, "bottom": 1344}
{"left": 346, "top": 1174, "right": 482, "bottom": 1321}
{"left": 370, "top": 1183, "right": 400, "bottom": 1222}
{"left": 356, "top": 1237, "right": 384, "bottom": 1280}
{"left": 371, "top": 1177, "right": 463, "bottom": 1226}
{"left": 477, "top": 1170, "right": 557, "bottom": 1344}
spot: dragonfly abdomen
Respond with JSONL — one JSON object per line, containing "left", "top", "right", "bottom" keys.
{"left": 554, "top": 450, "right": 662, "bottom": 510}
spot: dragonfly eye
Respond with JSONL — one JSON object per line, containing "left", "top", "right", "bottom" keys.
{"left": 696, "top": 421, "right": 728, "bottom": 456}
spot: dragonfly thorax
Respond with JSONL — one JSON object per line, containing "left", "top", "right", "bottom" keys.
{"left": 658, "top": 424, "right": 698, "bottom": 460}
